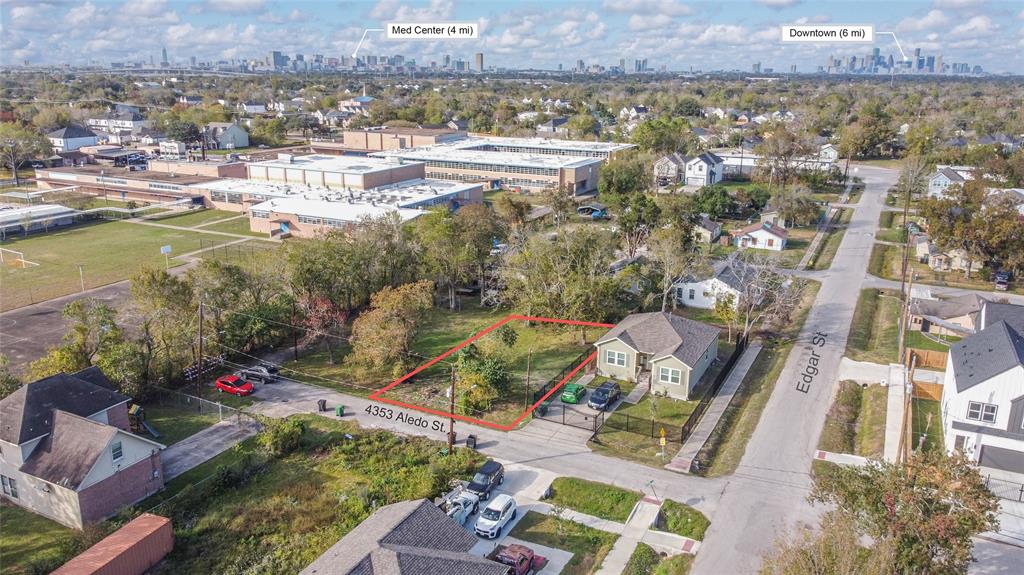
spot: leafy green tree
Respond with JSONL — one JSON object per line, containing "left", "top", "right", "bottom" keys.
{"left": 810, "top": 450, "right": 999, "bottom": 575}
{"left": 673, "top": 97, "right": 703, "bottom": 117}
{"left": 567, "top": 113, "right": 598, "bottom": 138}
{"left": 416, "top": 207, "right": 474, "bottom": 309}
{"left": 771, "top": 186, "right": 820, "bottom": 227}
{"left": 598, "top": 152, "right": 650, "bottom": 208}
{"left": 27, "top": 346, "right": 86, "bottom": 381}
{"left": 456, "top": 203, "right": 501, "bottom": 304}
{"left": 760, "top": 511, "right": 895, "bottom": 575}
{"left": 94, "top": 340, "right": 150, "bottom": 399}
{"left": 692, "top": 185, "right": 736, "bottom": 219}
{"left": 348, "top": 280, "right": 435, "bottom": 373}
{"left": 130, "top": 267, "right": 197, "bottom": 385}
{"left": 249, "top": 117, "right": 286, "bottom": 146}
{"left": 0, "top": 355, "right": 20, "bottom": 399}
{"left": 164, "top": 119, "right": 201, "bottom": 143}
{"left": 714, "top": 293, "right": 738, "bottom": 343}
{"left": 0, "top": 123, "right": 52, "bottom": 186}
{"left": 617, "top": 192, "right": 661, "bottom": 258}
{"left": 631, "top": 117, "right": 691, "bottom": 153}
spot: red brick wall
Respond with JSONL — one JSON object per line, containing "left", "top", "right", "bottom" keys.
{"left": 106, "top": 403, "right": 130, "bottom": 431}
{"left": 78, "top": 451, "right": 164, "bottom": 524}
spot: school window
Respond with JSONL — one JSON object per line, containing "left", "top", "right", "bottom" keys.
{"left": 966, "top": 402, "right": 997, "bottom": 423}
{"left": 605, "top": 350, "right": 626, "bottom": 367}
{"left": 111, "top": 441, "right": 123, "bottom": 462}
{"left": 659, "top": 367, "right": 681, "bottom": 385}
{"left": 1, "top": 475, "right": 17, "bottom": 499}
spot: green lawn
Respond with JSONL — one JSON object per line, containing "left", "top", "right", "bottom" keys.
{"left": 807, "top": 210, "right": 850, "bottom": 271}
{"left": 870, "top": 243, "right": 1024, "bottom": 295}
{"left": 142, "top": 404, "right": 220, "bottom": 445}
{"left": 624, "top": 543, "right": 693, "bottom": 575}
{"left": 845, "top": 289, "right": 901, "bottom": 364}
{"left": 200, "top": 217, "right": 267, "bottom": 237}
{"left": 818, "top": 381, "right": 887, "bottom": 458}
{"left": 147, "top": 208, "right": 241, "bottom": 228}
{"left": 0, "top": 221, "right": 242, "bottom": 311}
{"left": 911, "top": 398, "right": 943, "bottom": 453}
{"left": 509, "top": 511, "right": 619, "bottom": 575}
{"left": 0, "top": 502, "right": 76, "bottom": 575}
{"left": 655, "top": 500, "right": 710, "bottom": 540}
{"left": 696, "top": 281, "right": 821, "bottom": 477}
{"left": 547, "top": 477, "right": 642, "bottom": 523}
{"left": 904, "top": 330, "right": 960, "bottom": 351}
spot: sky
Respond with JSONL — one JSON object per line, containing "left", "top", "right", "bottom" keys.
{"left": 1, "top": 0, "right": 1023, "bottom": 73}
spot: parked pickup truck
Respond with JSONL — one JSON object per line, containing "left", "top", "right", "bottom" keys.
{"left": 491, "top": 544, "right": 547, "bottom": 575}
{"left": 436, "top": 484, "right": 480, "bottom": 526}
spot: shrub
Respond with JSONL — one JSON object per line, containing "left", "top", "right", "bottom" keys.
{"left": 657, "top": 500, "right": 710, "bottom": 540}
{"left": 258, "top": 418, "right": 305, "bottom": 456}
{"left": 624, "top": 543, "right": 660, "bottom": 575}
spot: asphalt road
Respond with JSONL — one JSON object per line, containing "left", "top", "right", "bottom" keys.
{"left": 691, "top": 164, "right": 900, "bottom": 574}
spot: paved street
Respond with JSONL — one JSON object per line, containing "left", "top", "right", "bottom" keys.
{"left": 691, "top": 164, "right": 900, "bottom": 574}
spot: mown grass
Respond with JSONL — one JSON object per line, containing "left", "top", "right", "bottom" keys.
{"left": 509, "top": 511, "right": 619, "bottom": 575}
{"left": 904, "top": 330, "right": 960, "bottom": 352}
{"left": 547, "top": 477, "right": 642, "bottom": 523}
{"left": 142, "top": 403, "right": 220, "bottom": 445}
{"left": 148, "top": 208, "right": 240, "bottom": 228}
{"left": 0, "top": 502, "right": 75, "bottom": 575}
{"left": 845, "top": 289, "right": 900, "bottom": 364}
{"left": 818, "top": 381, "right": 887, "bottom": 458}
{"left": 911, "top": 398, "right": 943, "bottom": 453}
{"left": 624, "top": 543, "right": 693, "bottom": 575}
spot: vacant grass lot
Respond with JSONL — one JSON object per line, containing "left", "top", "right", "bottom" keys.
{"left": 911, "top": 398, "right": 943, "bottom": 453}
{"left": 147, "top": 208, "right": 240, "bottom": 228}
{"left": 656, "top": 500, "right": 710, "bottom": 540}
{"left": 696, "top": 280, "right": 821, "bottom": 477}
{"left": 547, "top": 477, "right": 642, "bottom": 523}
{"left": 0, "top": 220, "right": 247, "bottom": 311}
{"left": 509, "top": 511, "right": 618, "bottom": 575}
{"left": 845, "top": 289, "right": 901, "bottom": 364}
{"left": 142, "top": 404, "right": 220, "bottom": 445}
{"left": 0, "top": 502, "right": 75, "bottom": 575}
{"left": 818, "top": 381, "right": 887, "bottom": 458}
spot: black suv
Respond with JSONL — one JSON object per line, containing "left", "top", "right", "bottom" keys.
{"left": 588, "top": 381, "right": 622, "bottom": 411}
{"left": 466, "top": 460, "right": 504, "bottom": 500}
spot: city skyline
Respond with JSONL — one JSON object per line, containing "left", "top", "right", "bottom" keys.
{"left": 1, "top": 0, "right": 1023, "bottom": 74}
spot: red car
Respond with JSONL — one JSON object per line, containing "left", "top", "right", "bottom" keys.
{"left": 215, "top": 375, "right": 254, "bottom": 396}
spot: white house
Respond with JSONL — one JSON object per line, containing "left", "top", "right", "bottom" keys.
{"left": 654, "top": 153, "right": 687, "bottom": 187}
{"left": 205, "top": 123, "right": 249, "bottom": 149}
{"left": 927, "top": 166, "right": 975, "bottom": 198}
{"left": 674, "top": 260, "right": 747, "bottom": 310}
{"left": 684, "top": 153, "right": 724, "bottom": 187}
{"left": 941, "top": 320, "right": 1024, "bottom": 482}
{"left": 46, "top": 126, "right": 99, "bottom": 152}
{"left": 819, "top": 143, "right": 840, "bottom": 163}
{"left": 734, "top": 221, "right": 788, "bottom": 251}
{"left": 86, "top": 111, "right": 150, "bottom": 134}
{"left": 237, "top": 101, "right": 267, "bottom": 115}
{"left": 619, "top": 105, "right": 649, "bottom": 121}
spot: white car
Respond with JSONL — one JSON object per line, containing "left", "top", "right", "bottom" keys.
{"left": 474, "top": 494, "right": 516, "bottom": 539}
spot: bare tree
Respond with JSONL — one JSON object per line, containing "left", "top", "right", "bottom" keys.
{"left": 648, "top": 228, "right": 710, "bottom": 312}
{"left": 730, "top": 254, "right": 807, "bottom": 339}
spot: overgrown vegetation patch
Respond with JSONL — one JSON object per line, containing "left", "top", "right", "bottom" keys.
{"left": 547, "top": 477, "right": 643, "bottom": 523}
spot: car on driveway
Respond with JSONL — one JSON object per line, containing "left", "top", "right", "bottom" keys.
{"left": 560, "top": 383, "right": 586, "bottom": 404}
{"left": 475, "top": 494, "right": 517, "bottom": 539}
{"left": 239, "top": 364, "right": 279, "bottom": 383}
{"left": 995, "top": 270, "right": 1011, "bottom": 291}
{"left": 467, "top": 460, "right": 504, "bottom": 500}
{"left": 588, "top": 381, "right": 621, "bottom": 411}
{"left": 215, "top": 375, "right": 254, "bottom": 396}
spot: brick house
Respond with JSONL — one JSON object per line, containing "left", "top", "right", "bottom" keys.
{"left": 0, "top": 367, "right": 165, "bottom": 529}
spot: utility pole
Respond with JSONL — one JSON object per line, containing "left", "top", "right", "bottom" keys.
{"left": 898, "top": 272, "right": 915, "bottom": 364}
{"left": 898, "top": 177, "right": 913, "bottom": 301}
{"left": 78, "top": 264, "right": 85, "bottom": 292}
{"left": 197, "top": 301, "right": 204, "bottom": 399}
{"left": 523, "top": 348, "right": 533, "bottom": 407}
{"left": 291, "top": 299, "right": 299, "bottom": 361}
{"left": 447, "top": 364, "right": 456, "bottom": 453}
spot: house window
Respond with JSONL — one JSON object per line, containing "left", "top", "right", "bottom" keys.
{"left": 767, "top": 238, "right": 774, "bottom": 247}
{"left": 111, "top": 441, "right": 123, "bottom": 462}
{"left": 688, "top": 289, "right": 695, "bottom": 300}
{"left": 966, "top": 402, "right": 997, "bottom": 423}
{"left": 659, "top": 367, "right": 681, "bottom": 385}
{"left": 954, "top": 435, "right": 967, "bottom": 451}
{"left": 605, "top": 350, "right": 627, "bottom": 367}
{"left": 1, "top": 475, "right": 17, "bottom": 499}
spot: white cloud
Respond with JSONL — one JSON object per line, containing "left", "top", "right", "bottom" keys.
{"left": 896, "top": 9, "right": 949, "bottom": 32}
{"left": 602, "top": 0, "right": 691, "bottom": 17}
{"left": 757, "top": 0, "right": 802, "bottom": 8}
{"left": 933, "top": 0, "right": 986, "bottom": 8}
{"left": 951, "top": 15, "right": 996, "bottom": 37}
{"left": 628, "top": 14, "right": 672, "bottom": 31}
{"left": 65, "top": 2, "right": 99, "bottom": 27}
{"left": 370, "top": 0, "right": 454, "bottom": 21}
{"left": 195, "top": 0, "right": 266, "bottom": 14}
{"left": 125, "top": 0, "right": 170, "bottom": 18}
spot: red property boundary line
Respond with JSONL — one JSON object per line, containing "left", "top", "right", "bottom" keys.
{"left": 369, "top": 315, "right": 615, "bottom": 431}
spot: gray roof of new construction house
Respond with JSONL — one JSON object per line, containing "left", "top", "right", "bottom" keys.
{"left": 596, "top": 312, "right": 720, "bottom": 367}
{"left": 301, "top": 499, "right": 509, "bottom": 575}
{"left": 949, "top": 321, "right": 1024, "bottom": 392}
{"left": 981, "top": 301, "right": 1024, "bottom": 333}
{"left": 910, "top": 293, "right": 986, "bottom": 321}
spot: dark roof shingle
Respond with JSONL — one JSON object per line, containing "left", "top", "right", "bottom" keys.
{"left": 0, "top": 371, "right": 129, "bottom": 444}
{"left": 949, "top": 321, "right": 1024, "bottom": 392}
{"left": 597, "top": 312, "right": 719, "bottom": 367}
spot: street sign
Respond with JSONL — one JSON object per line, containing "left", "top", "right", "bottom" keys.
{"left": 659, "top": 427, "right": 666, "bottom": 438}
{"left": 660, "top": 436, "right": 667, "bottom": 447}
{"left": 160, "top": 245, "right": 172, "bottom": 254}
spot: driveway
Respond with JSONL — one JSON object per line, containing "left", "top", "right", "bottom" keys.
{"left": 692, "top": 164, "right": 901, "bottom": 575}
{"left": 161, "top": 418, "right": 262, "bottom": 480}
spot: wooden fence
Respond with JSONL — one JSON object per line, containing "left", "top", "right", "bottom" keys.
{"left": 906, "top": 348, "right": 948, "bottom": 370}
{"left": 912, "top": 380, "right": 943, "bottom": 401}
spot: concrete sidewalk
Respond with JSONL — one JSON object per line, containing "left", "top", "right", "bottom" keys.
{"left": 883, "top": 363, "right": 908, "bottom": 463}
{"left": 814, "top": 450, "right": 869, "bottom": 467}
{"left": 666, "top": 342, "right": 763, "bottom": 474}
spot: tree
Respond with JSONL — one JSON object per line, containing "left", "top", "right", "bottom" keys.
{"left": 617, "top": 192, "right": 661, "bottom": 258}
{"left": 598, "top": 152, "right": 649, "bottom": 208}
{"left": 755, "top": 123, "right": 813, "bottom": 191}
{"left": 348, "top": 280, "right": 435, "bottom": 373}
{"left": 417, "top": 207, "right": 474, "bottom": 309}
{"left": 455, "top": 203, "right": 500, "bottom": 304}
{"left": 811, "top": 450, "right": 999, "bottom": 575}
{"left": 0, "top": 355, "right": 20, "bottom": 399}
{"left": 692, "top": 185, "right": 737, "bottom": 219}
{"left": 647, "top": 225, "right": 706, "bottom": 312}
{"left": 770, "top": 186, "right": 820, "bottom": 227}
{"left": 714, "top": 293, "right": 738, "bottom": 343}
{"left": 164, "top": 119, "right": 201, "bottom": 144}
{"left": 730, "top": 255, "right": 807, "bottom": 339}
{"left": 494, "top": 194, "right": 531, "bottom": 243}
{"left": 249, "top": 117, "right": 286, "bottom": 146}
{"left": 760, "top": 512, "right": 896, "bottom": 575}
{"left": 0, "top": 123, "right": 52, "bottom": 186}
{"left": 542, "top": 186, "right": 575, "bottom": 229}
{"left": 130, "top": 267, "right": 197, "bottom": 385}
{"left": 567, "top": 113, "right": 598, "bottom": 138}
{"left": 631, "top": 117, "right": 691, "bottom": 153}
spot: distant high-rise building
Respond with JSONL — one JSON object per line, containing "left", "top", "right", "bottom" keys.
{"left": 576, "top": 59, "right": 585, "bottom": 72}
{"left": 752, "top": 62, "right": 761, "bottom": 73}
{"left": 190, "top": 55, "right": 196, "bottom": 68}
{"left": 790, "top": 64, "right": 797, "bottom": 73}
{"left": 160, "top": 46, "right": 169, "bottom": 67}
{"left": 474, "top": 52, "right": 483, "bottom": 72}
{"left": 268, "top": 50, "right": 285, "bottom": 69}
{"left": 619, "top": 58, "right": 625, "bottom": 71}
{"left": 443, "top": 54, "right": 451, "bottom": 68}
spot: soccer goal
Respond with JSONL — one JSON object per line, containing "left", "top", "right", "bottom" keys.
{"left": 0, "top": 247, "right": 40, "bottom": 268}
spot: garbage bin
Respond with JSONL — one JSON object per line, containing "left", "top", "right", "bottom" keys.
{"left": 466, "top": 434, "right": 478, "bottom": 449}
{"left": 317, "top": 399, "right": 327, "bottom": 412}
{"left": 335, "top": 405, "right": 344, "bottom": 417}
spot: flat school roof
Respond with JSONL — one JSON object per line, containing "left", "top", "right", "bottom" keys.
{"left": 248, "top": 154, "right": 423, "bottom": 174}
